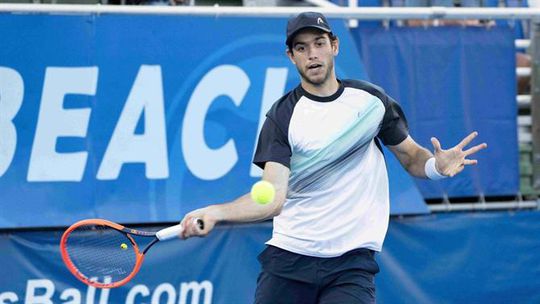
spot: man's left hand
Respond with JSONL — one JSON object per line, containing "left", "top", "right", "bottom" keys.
{"left": 431, "top": 131, "right": 487, "bottom": 177}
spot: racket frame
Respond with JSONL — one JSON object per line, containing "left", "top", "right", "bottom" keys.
{"left": 60, "top": 219, "right": 158, "bottom": 289}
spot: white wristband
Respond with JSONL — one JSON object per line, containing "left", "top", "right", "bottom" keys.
{"left": 424, "top": 157, "right": 446, "bottom": 180}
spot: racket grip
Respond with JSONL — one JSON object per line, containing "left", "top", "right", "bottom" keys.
{"left": 156, "top": 218, "right": 204, "bottom": 241}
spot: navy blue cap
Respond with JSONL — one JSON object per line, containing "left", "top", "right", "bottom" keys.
{"left": 286, "top": 12, "right": 333, "bottom": 47}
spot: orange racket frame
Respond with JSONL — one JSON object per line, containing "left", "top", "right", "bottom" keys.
{"left": 60, "top": 219, "right": 155, "bottom": 288}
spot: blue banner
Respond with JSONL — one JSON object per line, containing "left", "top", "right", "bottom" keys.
{"left": 379, "top": 210, "right": 540, "bottom": 303}
{"left": 0, "top": 222, "right": 271, "bottom": 304}
{"left": 354, "top": 26, "right": 519, "bottom": 198}
{"left": 0, "top": 13, "right": 359, "bottom": 226}
{"left": 0, "top": 13, "right": 429, "bottom": 228}
{"left": 1, "top": 211, "right": 539, "bottom": 303}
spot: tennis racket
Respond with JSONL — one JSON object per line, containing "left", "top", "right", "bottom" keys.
{"left": 60, "top": 218, "right": 203, "bottom": 288}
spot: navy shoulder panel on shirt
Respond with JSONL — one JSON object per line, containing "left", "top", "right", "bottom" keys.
{"left": 252, "top": 87, "right": 302, "bottom": 170}
{"left": 342, "top": 79, "right": 409, "bottom": 146}
{"left": 266, "top": 86, "right": 302, "bottom": 136}
{"left": 341, "top": 79, "right": 390, "bottom": 105}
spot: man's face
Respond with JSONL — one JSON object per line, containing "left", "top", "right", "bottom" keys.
{"left": 287, "top": 29, "right": 339, "bottom": 87}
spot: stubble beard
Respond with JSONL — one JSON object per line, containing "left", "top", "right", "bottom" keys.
{"left": 297, "top": 60, "right": 334, "bottom": 87}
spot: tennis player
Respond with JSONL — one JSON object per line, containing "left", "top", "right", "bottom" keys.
{"left": 181, "top": 12, "right": 487, "bottom": 303}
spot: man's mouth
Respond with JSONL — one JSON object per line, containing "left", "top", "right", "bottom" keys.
{"left": 307, "top": 63, "right": 322, "bottom": 70}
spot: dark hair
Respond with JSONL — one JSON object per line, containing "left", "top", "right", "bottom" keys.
{"left": 287, "top": 32, "right": 338, "bottom": 53}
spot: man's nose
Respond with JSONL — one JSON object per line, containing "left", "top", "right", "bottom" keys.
{"left": 307, "top": 48, "right": 318, "bottom": 60}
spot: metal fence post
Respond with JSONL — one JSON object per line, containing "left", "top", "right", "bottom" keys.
{"left": 531, "top": 20, "right": 540, "bottom": 189}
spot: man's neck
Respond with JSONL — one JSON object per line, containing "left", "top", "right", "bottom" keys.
{"left": 301, "top": 77, "right": 340, "bottom": 97}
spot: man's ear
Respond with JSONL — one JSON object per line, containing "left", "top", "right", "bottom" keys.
{"left": 332, "top": 37, "right": 340, "bottom": 56}
{"left": 286, "top": 48, "right": 296, "bottom": 65}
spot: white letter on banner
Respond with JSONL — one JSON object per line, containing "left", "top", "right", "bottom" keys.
{"left": 178, "top": 281, "right": 213, "bottom": 304}
{"left": 86, "top": 284, "right": 96, "bottom": 304}
{"left": 250, "top": 67, "right": 288, "bottom": 177}
{"left": 25, "top": 279, "right": 54, "bottom": 304}
{"left": 125, "top": 285, "right": 150, "bottom": 304}
{"left": 27, "top": 67, "right": 97, "bottom": 182}
{"left": 0, "top": 67, "right": 24, "bottom": 177}
{"left": 0, "top": 291, "right": 18, "bottom": 303}
{"left": 98, "top": 276, "right": 111, "bottom": 304}
{"left": 59, "top": 288, "right": 81, "bottom": 304}
{"left": 182, "top": 65, "right": 249, "bottom": 180}
{"left": 97, "top": 65, "right": 168, "bottom": 180}
{"left": 151, "top": 283, "right": 175, "bottom": 304}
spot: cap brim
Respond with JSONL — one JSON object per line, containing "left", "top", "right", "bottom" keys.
{"left": 286, "top": 25, "right": 332, "bottom": 46}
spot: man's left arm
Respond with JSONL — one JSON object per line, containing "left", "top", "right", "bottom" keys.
{"left": 387, "top": 132, "right": 487, "bottom": 178}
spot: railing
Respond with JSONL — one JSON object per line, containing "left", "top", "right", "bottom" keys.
{"left": 0, "top": 5, "right": 540, "bottom": 19}
{"left": 429, "top": 200, "right": 538, "bottom": 212}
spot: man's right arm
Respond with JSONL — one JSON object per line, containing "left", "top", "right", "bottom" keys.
{"left": 180, "top": 161, "right": 290, "bottom": 238}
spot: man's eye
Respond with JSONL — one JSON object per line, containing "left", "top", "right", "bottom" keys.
{"left": 296, "top": 46, "right": 305, "bottom": 52}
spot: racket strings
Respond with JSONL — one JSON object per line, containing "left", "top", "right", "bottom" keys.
{"left": 65, "top": 224, "right": 137, "bottom": 284}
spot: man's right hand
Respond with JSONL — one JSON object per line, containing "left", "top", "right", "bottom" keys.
{"left": 180, "top": 207, "right": 219, "bottom": 239}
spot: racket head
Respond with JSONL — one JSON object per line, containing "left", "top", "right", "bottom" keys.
{"left": 60, "top": 219, "right": 145, "bottom": 288}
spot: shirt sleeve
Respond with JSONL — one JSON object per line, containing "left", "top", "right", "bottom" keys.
{"left": 253, "top": 116, "right": 292, "bottom": 170}
{"left": 377, "top": 95, "right": 409, "bottom": 146}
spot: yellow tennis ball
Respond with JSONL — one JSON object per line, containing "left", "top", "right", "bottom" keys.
{"left": 251, "top": 180, "right": 275, "bottom": 205}
{"left": 120, "top": 243, "right": 128, "bottom": 250}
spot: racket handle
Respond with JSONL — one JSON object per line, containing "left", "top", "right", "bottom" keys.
{"left": 156, "top": 218, "right": 204, "bottom": 241}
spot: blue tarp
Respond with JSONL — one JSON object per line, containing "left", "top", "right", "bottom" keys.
{"left": 0, "top": 211, "right": 539, "bottom": 303}
{"left": 355, "top": 26, "right": 519, "bottom": 199}
{"left": 379, "top": 210, "right": 540, "bottom": 303}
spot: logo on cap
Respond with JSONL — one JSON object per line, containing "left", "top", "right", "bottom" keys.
{"left": 317, "top": 17, "right": 324, "bottom": 25}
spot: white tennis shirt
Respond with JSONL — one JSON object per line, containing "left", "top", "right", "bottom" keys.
{"left": 253, "top": 79, "right": 409, "bottom": 257}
